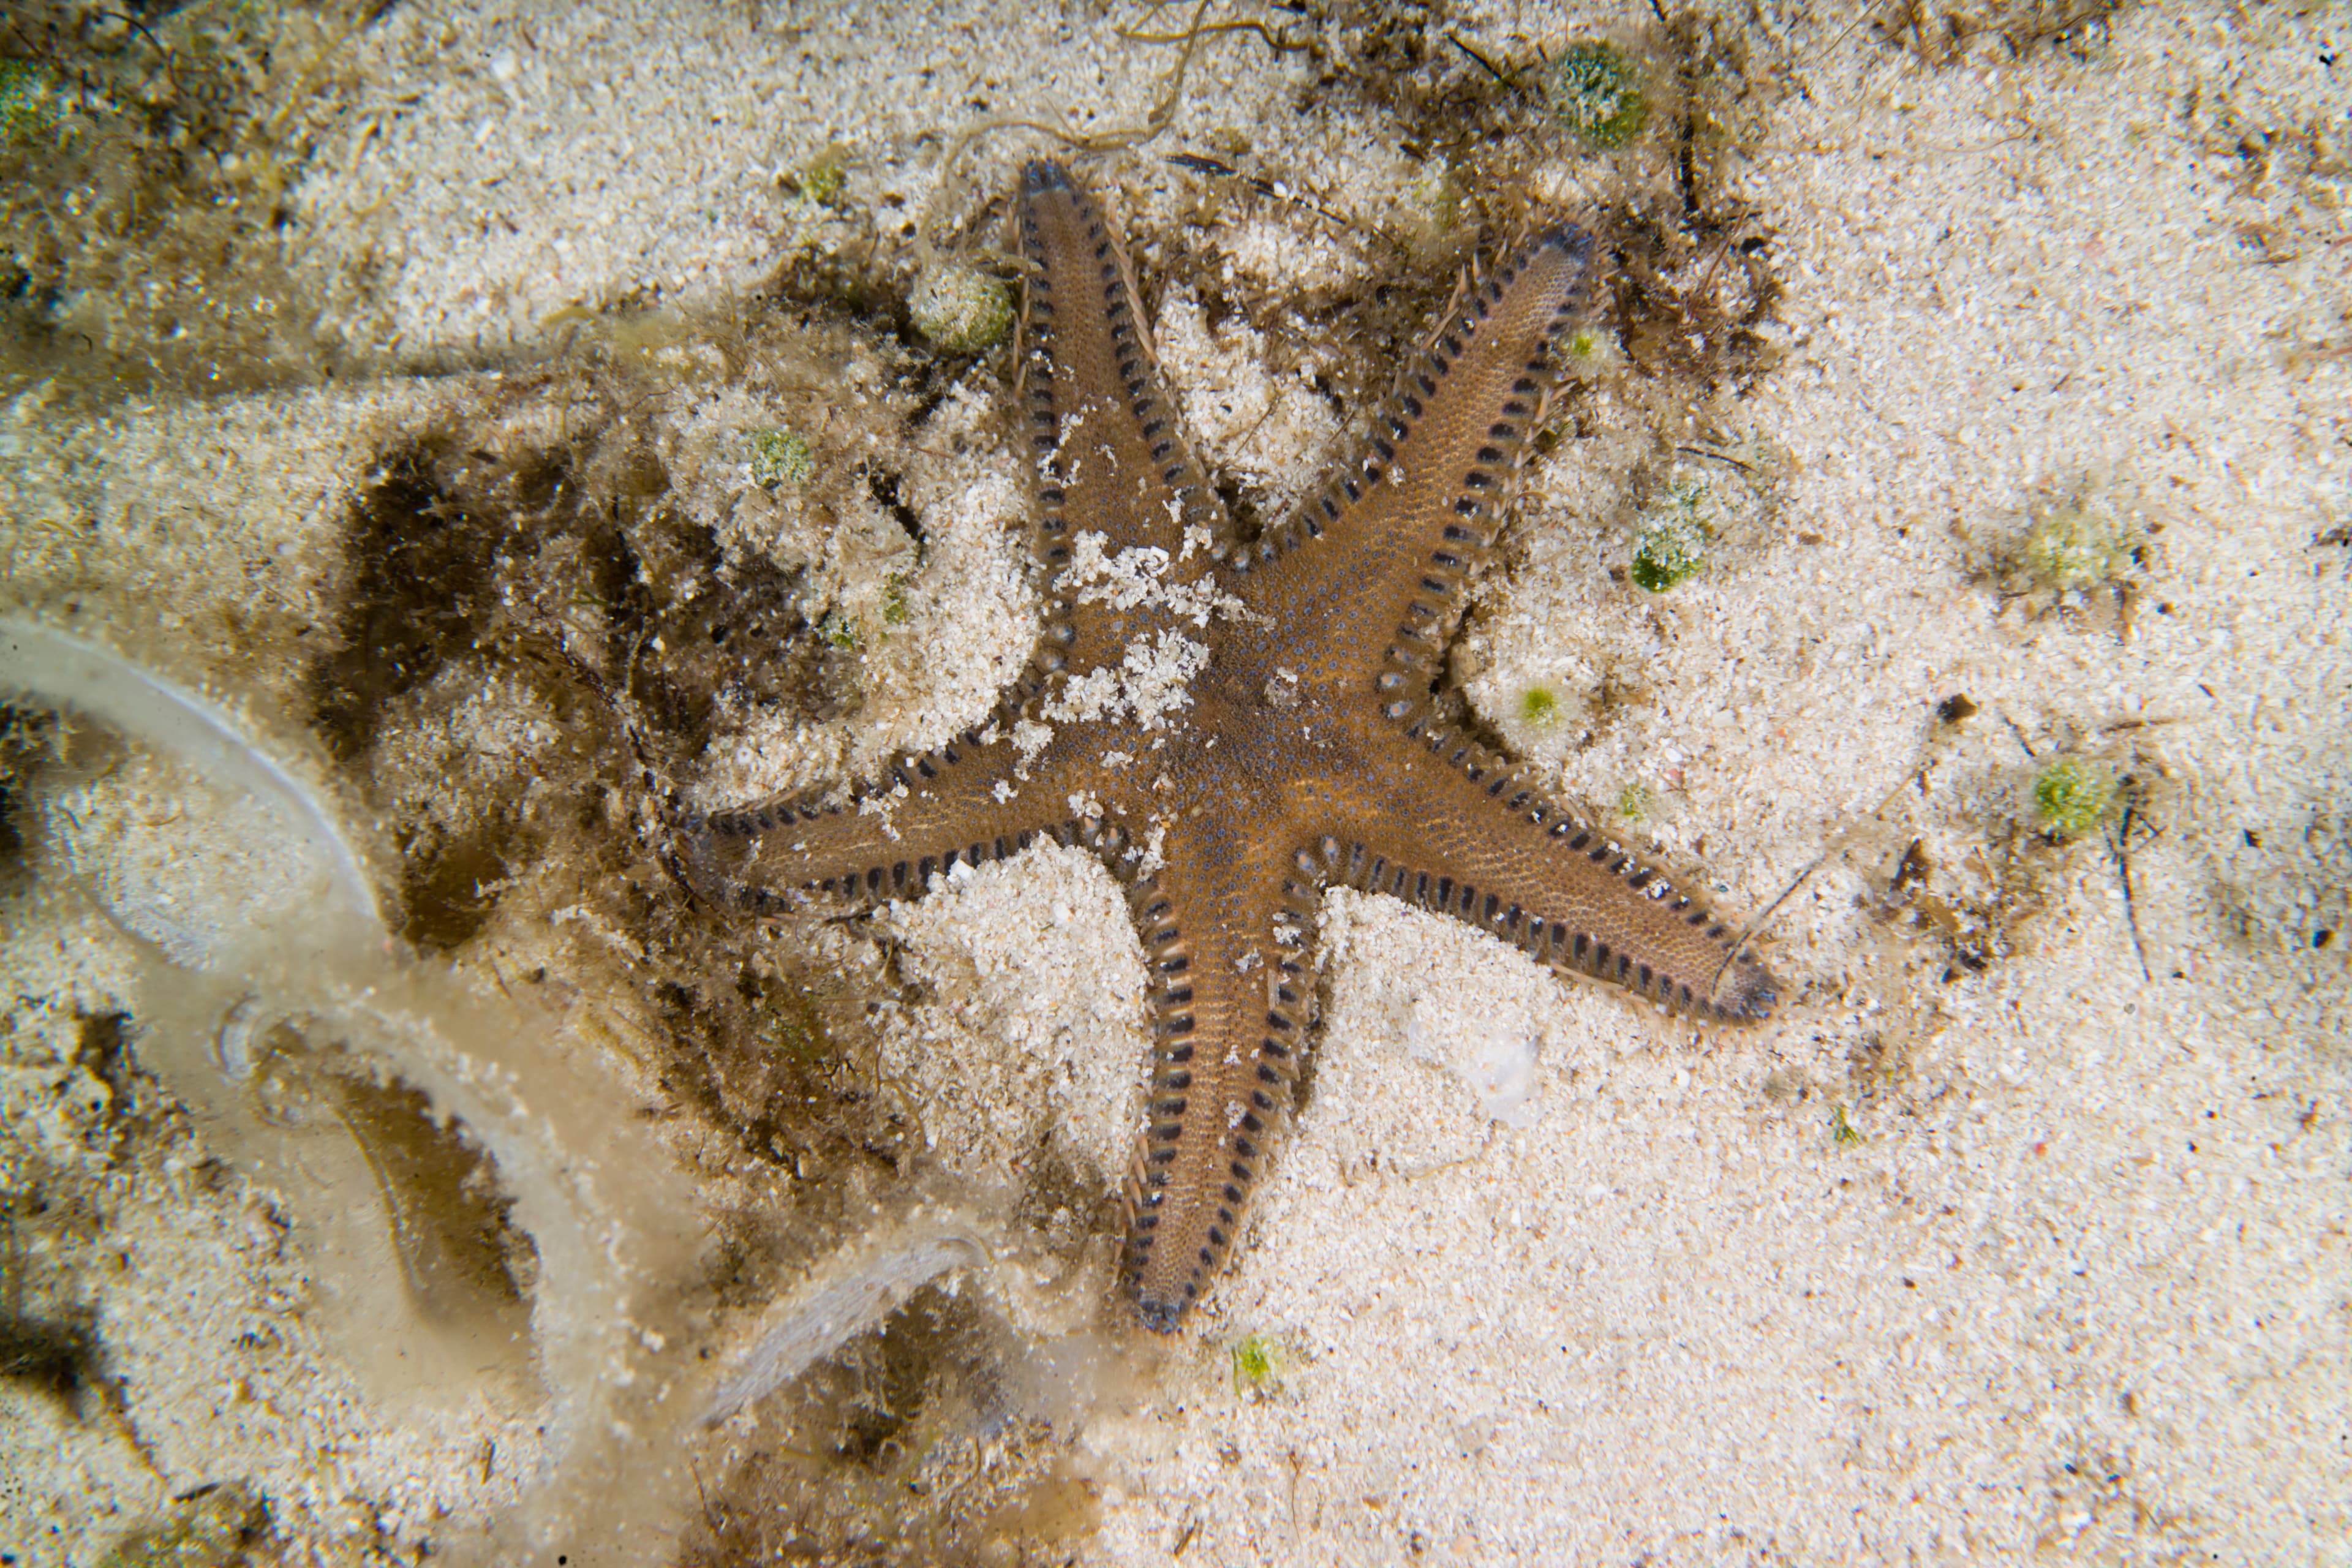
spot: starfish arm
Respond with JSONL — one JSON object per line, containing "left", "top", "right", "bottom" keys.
{"left": 1235, "top": 225, "right": 1600, "bottom": 709}
{"left": 1310, "top": 720, "right": 1777, "bottom": 1022}
{"left": 1119, "top": 813, "right": 1317, "bottom": 1333}
{"left": 680, "top": 733, "right": 1119, "bottom": 912}
{"left": 1016, "top": 162, "right": 1236, "bottom": 682}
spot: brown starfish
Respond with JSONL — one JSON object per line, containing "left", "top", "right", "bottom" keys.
{"left": 686, "top": 160, "right": 1775, "bottom": 1333}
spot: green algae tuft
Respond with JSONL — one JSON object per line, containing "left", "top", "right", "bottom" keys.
{"left": 1561, "top": 322, "right": 1623, "bottom": 379}
{"left": 1544, "top": 40, "right": 1649, "bottom": 150}
{"left": 2022, "top": 489, "right": 2139, "bottom": 592}
{"left": 909, "top": 263, "right": 1014, "bottom": 354}
{"left": 2032, "top": 756, "right": 2120, "bottom": 839}
{"left": 0, "top": 59, "right": 64, "bottom": 148}
{"left": 1630, "top": 481, "right": 1713, "bottom": 592}
{"left": 1229, "top": 1330, "right": 1295, "bottom": 1400}
{"left": 749, "top": 427, "right": 816, "bottom": 488}
{"left": 796, "top": 146, "right": 848, "bottom": 205}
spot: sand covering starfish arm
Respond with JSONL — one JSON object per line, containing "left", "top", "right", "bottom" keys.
{"left": 1016, "top": 160, "right": 1236, "bottom": 680}
{"left": 680, "top": 162, "right": 1227, "bottom": 910}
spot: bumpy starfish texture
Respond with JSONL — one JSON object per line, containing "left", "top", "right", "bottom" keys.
{"left": 686, "top": 161, "right": 1776, "bottom": 1333}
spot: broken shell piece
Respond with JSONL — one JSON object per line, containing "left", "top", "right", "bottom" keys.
{"left": 704, "top": 1225, "right": 987, "bottom": 1426}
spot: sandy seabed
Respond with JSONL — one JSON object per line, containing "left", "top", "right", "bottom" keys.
{"left": 3, "top": 2, "right": 2348, "bottom": 1564}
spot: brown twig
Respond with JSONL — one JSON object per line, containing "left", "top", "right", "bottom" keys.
{"left": 2107, "top": 786, "right": 2154, "bottom": 983}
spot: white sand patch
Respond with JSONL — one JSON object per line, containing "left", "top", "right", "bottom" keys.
{"left": 1154, "top": 288, "right": 1344, "bottom": 516}
{"left": 1044, "top": 627, "right": 1210, "bottom": 734}
{"left": 879, "top": 843, "right": 1148, "bottom": 1192}
{"left": 0, "top": 382, "right": 434, "bottom": 710}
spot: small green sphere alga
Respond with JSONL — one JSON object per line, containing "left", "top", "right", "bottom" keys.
{"left": 1544, "top": 40, "right": 1648, "bottom": 150}
{"left": 2032, "top": 756, "right": 2120, "bottom": 839}
{"left": 748, "top": 428, "right": 815, "bottom": 488}
{"left": 2022, "top": 491, "right": 2138, "bottom": 591}
{"left": 1229, "top": 1331, "right": 1294, "bottom": 1399}
{"left": 799, "top": 149, "right": 846, "bottom": 205}
{"left": 0, "top": 59, "right": 62, "bottom": 146}
{"left": 910, "top": 262, "right": 1013, "bottom": 354}
{"left": 1561, "top": 323, "right": 1621, "bottom": 378}
{"left": 1630, "top": 481, "right": 1713, "bottom": 592}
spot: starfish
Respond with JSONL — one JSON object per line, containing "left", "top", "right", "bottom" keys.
{"left": 685, "top": 160, "right": 1776, "bottom": 1333}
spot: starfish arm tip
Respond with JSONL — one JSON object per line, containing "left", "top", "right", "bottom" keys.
{"left": 1711, "top": 963, "right": 1778, "bottom": 1022}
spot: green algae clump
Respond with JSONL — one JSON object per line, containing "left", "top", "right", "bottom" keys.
{"left": 1630, "top": 481, "right": 1713, "bottom": 592}
{"left": 749, "top": 428, "right": 815, "bottom": 488}
{"left": 797, "top": 146, "right": 848, "bottom": 205}
{"left": 2032, "top": 756, "right": 2120, "bottom": 839}
{"left": 1229, "top": 1331, "right": 1296, "bottom": 1401}
{"left": 820, "top": 607, "right": 865, "bottom": 653}
{"left": 910, "top": 263, "right": 1014, "bottom": 354}
{"left": 2022, "top": 491, "right": 2139, "bottom": 591}
{"left": 1561, "top": 323, "right": 1622, "bottom": 379}
{"left": 0, "top": 59, "right": 64, "bottom": 147}
{"left": 1518, "top": 685, "right": 1561, "bottom": 726}
{"left": 1544, "top": 41, "right": 1648, "bottom": 150}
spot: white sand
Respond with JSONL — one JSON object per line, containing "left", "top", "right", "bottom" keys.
{"left": 4, "top": 1, "right": 2347, "bottom": 1563}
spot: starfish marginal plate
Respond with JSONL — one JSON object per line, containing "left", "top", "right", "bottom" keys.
{"left": 686, "top": 160, "right": 1776, "bottom": 1333}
